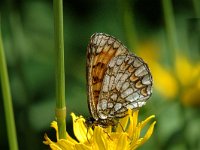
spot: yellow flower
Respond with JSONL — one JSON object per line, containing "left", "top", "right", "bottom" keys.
{"left": 151, "top": 62, "right": 178, "bottom": 99}
{"left": 137, "top": 40, "right": 200, "bottom": 105}
{"left": 175, "top": 55, "right": 200, "bottom": 106}
{"left": 175, "top": 55, "right": 200, "bottom": 87}
{"left": 43, "top": 110, "right": 156, "bottom": 150}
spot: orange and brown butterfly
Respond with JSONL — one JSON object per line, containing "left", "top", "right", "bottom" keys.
{"left": 86, "top": 33, "right": 153, "bottom": 127}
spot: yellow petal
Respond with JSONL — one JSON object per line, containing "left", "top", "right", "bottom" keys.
{"left": 116, "top": 114, "right": 129, "bottom": 132}
{"left": 56, "top": 139, "right": 75, "bottom": 149}
{"left": 140, "top": 115, "right": 155, "bottom": 129}
{"left": 133, "top": 121, "right": 156, "bottom": 149}
{"left": 116, "top": 133, "right": 129, "bottom": 150}
{"left": 71, "top": 113, "right": 93, "bottom": 143}
{"left": 51, "top": 121, "right": 59, "bottom": 139}
{"left": 132, "top": 110, "right": 138, "bottom": 129}
{"left": 135, "top": 123, "right": 141, "bottom": 140}
{"left": 44, "top": 134, "right": 75, "bottom": 150}
{"left": 66, "top": 133, "right": 79, "bottom": 144}
{"left": 45, "top": 112, "right": 156, "bottom": 150}
{"left": 135, "top": 115, "right": 155, "bottom": 141}
{"left": 74, "top": 143, "right": 91, "bottom": 150}
{"left": 93, "top": 126, "right": 107, "bottom": 150}
{"left": 43, "top": 133, "right": 53, "bottom": 145}
{"left": 142, "top": 121, "right": 156, "bottom": 142}
{"left": 49, "top": 144, "right": 62, "bottom": 150}
{"left": 105, "top": 126, "right": 112, "bottom": 133}
{"left": 130, "top": 138, "right": 143, "bottom": 150}
{"left": 127, "top": 110, "right": 138, "bottom": 137}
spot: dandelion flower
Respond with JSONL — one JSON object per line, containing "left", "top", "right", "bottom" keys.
{"left": 44, "top": 110, "right": 156, "bottom": 150}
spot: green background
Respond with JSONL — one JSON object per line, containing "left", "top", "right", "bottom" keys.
{"left": 0, "top": 0, "right": 200, "bottom": 149}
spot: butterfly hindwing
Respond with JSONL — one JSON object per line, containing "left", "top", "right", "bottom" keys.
{"left": 97, "top": 53, "right": 152, "bottom": 120}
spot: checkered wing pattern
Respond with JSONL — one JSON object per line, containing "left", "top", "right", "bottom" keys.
{"left": 87, "top": 33, "right": 152, "bottom": 122}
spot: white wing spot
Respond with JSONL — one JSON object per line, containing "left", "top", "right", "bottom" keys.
{"left": 126, "top": 92, "right": 140, "bottom": 102}
{"left": 114, "top": 73, "right": 123, "bottom": 84}
{"left": 100, "top": 39, "right": 107, "bottom": 46}
{"left": 133, "top": 58, "right": 142, "bottom": 67}
{"left": 111, "top": 93, "right": 118, "bottom": 100}
{"left": 108, "top": 38, "right": 115, "bottom": 44}
{"left": 116, "top": 56, "right": 125, "bottom": 65}
{"left": 108, "top": 102, "right": 114, "bottom": 108}
{"left": 99, "top": 99, "right": 107, "bottom": 110}
{"left": 113, "top": 41, "right": 121, "bottom": 49}
{"left": 127, "top": 102, "right": 138, "bottom": 109}
{"left": 142, "top": 74, "right": 151, "bottom": 85}
{"left": 109, "top": 57, "right": 117, "bottom": 68}
{"left": 147, "top": 85, "right": 152, "bottom": 95}
{"left": 93, "top": 36, "right": 98, "bottom": 44}
{"left": 138, "top": 101, "right": 146, "bottom": 107}
{"left": 121, "top": 82, "right": 129, "bottom": 91}
{"left": 98, "top": 112, "right": 107, "bottom": 119}
{"left": 121, "top": 88, "right": 134, "bottom": 98}
{"left": 109, "top": 76, "right": 115, "bottom": 90}
{"left": 135, "top": 65, "right": 148, "bottom": 77}
{"left": 96, "top": 46, "right": 103, "bottom": 53}
{"left": 114, "top": 103, "right": 122, "bottom": 111}
{"left": 102, "top": 75, "right": 110, "bottom": 92}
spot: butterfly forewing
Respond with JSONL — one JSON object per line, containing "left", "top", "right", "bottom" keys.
{"left": 87, "top": 33, "right": 129, "bottom": 120}
{"left": 86, "top": 33, "right": 153, "bottom": 126}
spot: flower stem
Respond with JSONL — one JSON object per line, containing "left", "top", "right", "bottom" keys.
{"left": 192, "top": 0, "right": 200, "bottom": 18}
{"left": 0, "top": 20, "right": 18, "bottom": 150}
{"left": 122, "top": 0, "right": 139, "bottom": 51}
{"left": 53, "top": 0, "right": 66, "bottom": 139}
{"left": 162, "top": 0, "right": 179, "bottom": 60}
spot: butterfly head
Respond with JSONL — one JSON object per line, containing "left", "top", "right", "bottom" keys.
{"left": 85, "top": 117, "right": 116, "bottom": 128}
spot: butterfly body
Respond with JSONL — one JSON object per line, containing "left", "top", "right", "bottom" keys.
{"left": 86, "top": 33, "right": 152, "bottom": 127}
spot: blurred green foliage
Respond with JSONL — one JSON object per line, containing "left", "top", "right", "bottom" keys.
{"left": 0, "top": 0, "right": 200, "bottom": 149}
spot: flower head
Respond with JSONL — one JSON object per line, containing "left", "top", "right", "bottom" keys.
{"left": 44, "top": 110, "right": 156, "bottom": 150}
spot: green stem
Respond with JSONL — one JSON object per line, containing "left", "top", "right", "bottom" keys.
{"left": 162, "top": 0, "right": 179, "bottom": 60}
{"left": 53, "top": 0, "right": 66, "bottom": 139}
{"left": 192, "top": 0, "right": 200, "bottom": 18}
{"left": 122, "top": 0, "right": 139, "bottom": 51}
{"left": 0, "top": 20, "right": 18, "bottom": 150}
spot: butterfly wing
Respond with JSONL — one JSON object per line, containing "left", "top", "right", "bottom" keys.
{"left": 87, "top": 33, "right": 128, "bottom": 120}
{"left": 96, "top": 44, "right": 153, "bottom": 120}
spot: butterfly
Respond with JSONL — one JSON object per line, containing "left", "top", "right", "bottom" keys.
{"left": 86, "top": 33, "right": 153, "bottom": 127}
